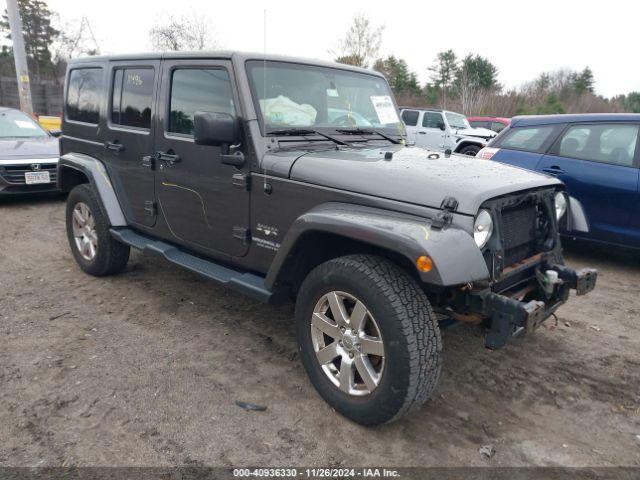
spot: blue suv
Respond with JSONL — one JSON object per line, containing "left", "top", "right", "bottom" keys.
{"left": 479, "top": 114, "right": 640, "bottom": 249}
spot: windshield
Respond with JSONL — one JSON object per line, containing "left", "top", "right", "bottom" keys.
{"left": 445, "top": 112, "right": 471, "bottom": 130}
{"left": 0, "top": 109, "right": 48, "bottom": 139}
{"left": 246, "top": 60, "right": 404, "bottom": 134}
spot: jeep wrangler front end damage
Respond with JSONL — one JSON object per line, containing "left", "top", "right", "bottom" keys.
{"left": 438, "top": 188, "right": 597, "bottom": 349}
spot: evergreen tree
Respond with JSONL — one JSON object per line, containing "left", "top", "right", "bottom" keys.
{"left": 0, "top": 0, "right": 59, "bottom": 77}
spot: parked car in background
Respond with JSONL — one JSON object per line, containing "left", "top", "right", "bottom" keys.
{"left": 37, "top": 115, "right": 62, "bottom": 132}
{"left": 0, "top": 107, "right": 61, "bottom": 195}
{"left": 400, "top": 107, "right": 497, "bottom": 156}
{"left": 468, "top": 116, "right": 510, "bottom": 133}
{"left": 479, "top": 114, "right": 640, "bottom": 249}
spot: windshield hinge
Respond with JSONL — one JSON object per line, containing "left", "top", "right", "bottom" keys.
{"left": 432, "top": 196, "right": 459, "bottom": 229}
{"left": 232, "top": 173, "right": 251, "bottom": 190}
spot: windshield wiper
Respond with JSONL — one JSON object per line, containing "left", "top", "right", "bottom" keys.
{"left": 334, "top": 128, "right": 402, "bottom": 145}
{"left": 267, "top": 128, "right": 347, "bottom": 146}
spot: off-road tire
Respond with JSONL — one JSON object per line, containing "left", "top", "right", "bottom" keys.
{"left": 459, "top": 144, "right": 481, "bottom": 156}
{"left": 295, "top": 254, "right": 442, "bottom": 425}
{"left": 65, "top": 184, "right": 130, "bottom": 276}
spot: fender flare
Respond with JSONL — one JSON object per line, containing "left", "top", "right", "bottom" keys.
{"left": 57, "top": 153, "right": 127, "bottom": 227}
{"left": 265, "top": 202, "right": 489, "bottom": 289}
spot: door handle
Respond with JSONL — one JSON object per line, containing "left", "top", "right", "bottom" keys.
{"left": 155, "top": 151, "right": 181, "bottom": 166}
{"left": 542, "top": 166, "right": 566, "bottom": 175}
{"left": 105, "top": 141, "right": 124, "bottom": 153}
{"left": 418, "top": 131, "right": 427, "bottom": 134}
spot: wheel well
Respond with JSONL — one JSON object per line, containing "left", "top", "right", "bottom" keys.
{"left": 58, "top": 165, "right": 89, "bottom": 192}
{"left": 454, "top": 141, "right": 482, "bottom": 153}
{"left": 274, "top": 231, "right": 420, "bottom": 294}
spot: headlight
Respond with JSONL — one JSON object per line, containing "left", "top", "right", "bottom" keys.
{"left": 474, "top": 209, "right": 493, "bottom": 249}
{"left": 554, "top": 192, "right": 567, "bottom": 220}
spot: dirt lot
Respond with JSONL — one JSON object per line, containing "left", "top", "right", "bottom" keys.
{"left": 0, "top": 195, "right": 639, "bottom": 468}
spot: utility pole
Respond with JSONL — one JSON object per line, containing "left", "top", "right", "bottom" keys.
{"left": 6, "top": 0, "right": 34, "bottom": 116}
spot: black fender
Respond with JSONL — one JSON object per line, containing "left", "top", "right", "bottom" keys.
{"left": 57, "top": 153, "right": 127, "bottom": 227}
{"left": 265, "top": 202, "right": 489, "bottom": 289}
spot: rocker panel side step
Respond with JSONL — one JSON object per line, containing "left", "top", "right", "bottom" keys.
{"left": 110, "top": 227, "right": 274, "bottom": 303}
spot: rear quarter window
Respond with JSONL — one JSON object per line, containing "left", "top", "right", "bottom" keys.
{"left": 66, "top": 68, "right": 103, "bottom": 124}
{"left": 496, "top": 125, "right": 558, "bottom": 153}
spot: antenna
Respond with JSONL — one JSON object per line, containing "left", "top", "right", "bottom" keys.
{"left": 262, "top": 8, "right": 268, "bottom": 190}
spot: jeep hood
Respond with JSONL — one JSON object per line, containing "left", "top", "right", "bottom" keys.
{"left": 454, "top": 127, "right": 496, "bottom": 140}
{"left": 287, "top": 145, "right": 561, "bottom": 215}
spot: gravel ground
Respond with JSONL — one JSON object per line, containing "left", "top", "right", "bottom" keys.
{"left": 0, "top": 195, "right": 639, "bottom": 467}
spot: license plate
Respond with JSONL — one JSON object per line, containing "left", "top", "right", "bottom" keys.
{"left": 24, "top": 171, "right": 50, "bottom": 184}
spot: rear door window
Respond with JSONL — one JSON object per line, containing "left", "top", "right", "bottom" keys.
{"left": 401, "top": 110, "right": 419, "bottom": 126}
{"left": 557, "top": 124, "right": 639, "bottom": 167}
{"left": 497, "top": 125, "right": 558, "bottom": 153}
{"left": 111, "top": 68, "right": 155, "bottom": 129}
{"left": 66, "top": 68, "right": 103, "bottom": 124}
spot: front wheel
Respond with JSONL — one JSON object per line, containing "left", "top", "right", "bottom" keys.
{"left": 459, "top": 144, "right": 481, "bottom": 156}
{"left": 295, "top": 255, "right": 442, "bottom": 425}
{"left": 65, "top": 184, "right": 130, "bottom": 276}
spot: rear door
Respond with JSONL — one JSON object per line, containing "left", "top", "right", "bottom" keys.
{"left": 400, "top": 109, "right": 420, "bottom": 143}
{"left": 538, "top": 122, "right": 640, "bottom": 246}
{"left": 154, "top": 58, "right": 250, "bottom": 257}
{"left": 103, "top": 60, "right": 159, "bottom": 227}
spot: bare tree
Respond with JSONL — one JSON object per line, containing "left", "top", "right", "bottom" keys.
{"left": 53, "top": 16, "right": 99, "bottom": 60}
{"left": 333, "top": 14, "right": 383, "bottom": 68}
{"left": 149, "top": 13, "right": 217, "bottom": 51}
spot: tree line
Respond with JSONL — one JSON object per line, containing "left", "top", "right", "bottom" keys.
{"left": 0, "top": 2, "right": 638, "bottom": 116}
{"left": 334, "top": 14, "right": 640, "bottom": 115}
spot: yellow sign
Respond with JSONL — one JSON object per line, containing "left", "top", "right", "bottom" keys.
{"left": 19, "top": 75, "right": 29, "bottom": 83}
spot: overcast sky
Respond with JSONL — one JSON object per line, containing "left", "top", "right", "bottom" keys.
{"left": 20, "top": 0, "right": 640, "bottom": 97}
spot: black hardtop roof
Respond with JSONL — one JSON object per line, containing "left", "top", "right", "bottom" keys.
{"left": 68, "top": 51, "right": 384, "bottom": 77}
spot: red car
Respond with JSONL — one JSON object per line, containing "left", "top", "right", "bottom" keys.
{"left": 467, "top": 116, "right": 510, "bottom": 133}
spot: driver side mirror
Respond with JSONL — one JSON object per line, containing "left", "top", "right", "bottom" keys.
{"left": 437, "top": 121, "right": 446, "bottom": 131}
{"left": 193, "top": 111, "right": 238, "bottom": 146}
{"left": 49, "top": 129, "right": 62, "bottom": 138}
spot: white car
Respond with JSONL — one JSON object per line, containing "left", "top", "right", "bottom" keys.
{"left": 400, "top": 107, "right": 497, "bottom": 156}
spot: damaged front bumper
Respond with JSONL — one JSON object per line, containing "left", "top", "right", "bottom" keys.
{"left": 460, "top": 264, "right": 597, "bottom": 349}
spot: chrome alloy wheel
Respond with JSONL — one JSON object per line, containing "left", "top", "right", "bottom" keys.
{"left": 71, "top": 202, "right": 98, "bottom": 261}
{"left": 311, "top": 291, "right": 385, "bottom": 396}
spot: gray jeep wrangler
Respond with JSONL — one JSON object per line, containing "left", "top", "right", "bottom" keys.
{"left": 57, "top": 52, "right": 597, "bottom": 426}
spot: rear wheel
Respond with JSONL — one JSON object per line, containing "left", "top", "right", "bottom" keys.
{"left": 295, "top": 254, "right": 442, "bottom": 425}
{"left": 66, "top": 184, "right": 130, "bottom": 276}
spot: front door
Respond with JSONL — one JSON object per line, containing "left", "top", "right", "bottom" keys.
{"left": 154, "top": 59, "right": 250, "bottom": 257}
{"left": 415, "top": 111, "right": 446, "bottom": 150}
{"left": 103, "top": 60, "right": 159, "bottom": 227}
{"left": 538, "top": 122, "right": 640, "bottom": 246}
